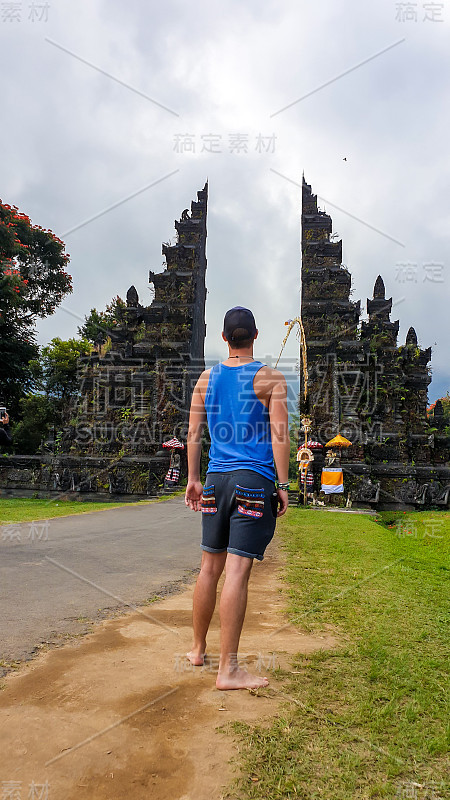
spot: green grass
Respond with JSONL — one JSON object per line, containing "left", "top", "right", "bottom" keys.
{"left": 228, "top": 509, "right": 449, "bottom": 800}
{"left": 0, "top": 491, "right": 185, "bottom": 523}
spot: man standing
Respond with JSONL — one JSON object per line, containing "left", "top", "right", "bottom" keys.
{"left": 185, "top": 307, "right": 290, "bottom": 690}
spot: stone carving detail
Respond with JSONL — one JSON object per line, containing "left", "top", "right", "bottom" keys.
{"left": 392, "top": 480, "right": 417, "bottom": 504}
{"left": 53, "top": 469, "right": 74, "bottom": 492}
{"left": 413, "top": 483, "right": 428, "bottom": 505}
{"left": 354, "top": 477, "right": 380, "bottom": 503}
{"left": 109, "top": 472, "right": 128, "bottom": 494}
{"left": 427, "top": 482, "right": 450, "bottom": 506}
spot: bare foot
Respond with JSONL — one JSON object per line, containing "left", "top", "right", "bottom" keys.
{"left": 186, "top": 646, "right": 206, "bottom": 666}
{"left": 216, "top": 667, "right": 269, "bottom": 690}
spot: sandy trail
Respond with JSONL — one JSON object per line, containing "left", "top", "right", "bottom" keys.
{"left": 0, "top": 541, "right": 339, "bottom": 799}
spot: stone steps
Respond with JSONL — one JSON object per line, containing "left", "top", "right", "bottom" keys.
{"left": 288, "top": 490, "right": 300, "bottom": 506}
{"left": 157, "top": 486, "right": 181, "bottom": 496}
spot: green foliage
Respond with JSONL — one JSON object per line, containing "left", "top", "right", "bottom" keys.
{"left": 0, "top": 268, "right": 39, "bottom": 416}
{"left": 9, "top": 337, "right": 91, "bottom": 454}
{"left": 229, "top": 510, "right": 450, "bottom": 800}
{"left": 0, "top": 198, "right": 72, "bottom": 416}
{"left": 11, "top": 394, "right": 54, "bottom": 454}
{"left": 0, "top": 494, "right": 181, "bottom": 523}
{"left": 37, "top": 337, "right": 91, "bottom": 401}
{"left": 134, "top": 320, "right": 147, "bottom": 342}
{"left": 78, "top": 295, "right": 125, "bottom": 343}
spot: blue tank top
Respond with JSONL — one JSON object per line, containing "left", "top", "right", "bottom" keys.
{"left": 204, "top": 361, "right": 276, "bottom": 481}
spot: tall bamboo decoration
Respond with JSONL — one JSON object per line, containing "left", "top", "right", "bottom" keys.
{"left": 275, "top": 317, "right": 311, "bottom": 505}
{"left": 275, "top": 316, "right": 308, "bottom": 401}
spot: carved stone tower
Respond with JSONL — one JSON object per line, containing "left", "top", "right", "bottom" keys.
{"left": 55, "top": 183, "right": 208, "bottom": 496}
{"left": 301, "top": 176, "right": 449, "bottom": 508}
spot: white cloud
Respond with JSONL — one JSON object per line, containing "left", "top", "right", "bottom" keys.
{"left": 0, "top": 0, "right": 448, "bottom": 402}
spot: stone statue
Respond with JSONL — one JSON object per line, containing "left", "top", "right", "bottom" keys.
{"left": 126, "top": 285, "right": 139, "bottom": 307}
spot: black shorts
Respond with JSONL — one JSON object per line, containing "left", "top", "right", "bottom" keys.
{"left": 201, "top": 469, "right": 278, "bottom": 561}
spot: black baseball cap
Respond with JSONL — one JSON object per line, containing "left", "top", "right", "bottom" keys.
{"left": 223, "top": 307, "right": 257, "bottom": 341}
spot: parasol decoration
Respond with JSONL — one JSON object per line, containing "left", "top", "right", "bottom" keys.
{"left": 306, "top": 440, "right": 323, "bottom": 449}
{"left": 325, "top": 433, "right": 352, "bottom": 448}
{"left": 297, "top": 447, "right": 314, "bottom": 463}
{"left": 162, "top": 437, "right": 185, "bottom": 449}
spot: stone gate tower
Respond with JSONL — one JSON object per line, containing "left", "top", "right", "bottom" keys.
{"left": 0, "top": 183, "right": 208, "bottom": 500}
{"left": 62, "top": 182, "right": 209, "bottom": 495}
{"left": 300, "top": 176, "right": 449, "bottom": 508}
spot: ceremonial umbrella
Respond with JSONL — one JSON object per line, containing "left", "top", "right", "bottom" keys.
{"left": 162, "top": 437, "right": 185, "bottom": 449}
{"left": 306, "top": 440, "right": 323, "bottom": 449}
{"left": 325, "top": 434, "right": 352, "bottom": 448}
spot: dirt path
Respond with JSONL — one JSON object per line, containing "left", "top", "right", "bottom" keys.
{"left": 0, "top": 541, "right": 339, "bottom": 799}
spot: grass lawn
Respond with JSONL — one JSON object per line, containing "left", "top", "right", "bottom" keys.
{"left": 229, "top": 509, "right": 449, "bottom": 800}
{"left": 0, "top": 492, "right": 185, "bottom": 524}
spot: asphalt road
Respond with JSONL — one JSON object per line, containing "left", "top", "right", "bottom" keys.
{"left": 0, "top": 496, "right": 202, "bottom": 664}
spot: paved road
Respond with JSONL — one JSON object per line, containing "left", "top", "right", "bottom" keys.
{"left": 0, "top": 497, "right": 202, "bottom": 664}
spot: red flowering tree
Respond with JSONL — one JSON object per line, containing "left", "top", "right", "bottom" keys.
{"left": 0, "top": 200, "right": 72, "bottom": 316}
{"left": 0, "top": 199, "right": 73, "bottom": 417}
{"left": 0, "top": 267, "right": 38, "bottom": 415}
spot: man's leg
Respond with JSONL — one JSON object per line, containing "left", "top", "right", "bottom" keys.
{"left": 216, "top": 553, "right": 269, "bottom": 690}
{"left": 187, "top": 550, "right": 227, "bottom": 665}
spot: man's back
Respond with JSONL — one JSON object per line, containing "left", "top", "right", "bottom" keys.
{"left": 197, "top": 361, "right": 286, "bottom": 407}
{"left": 202, "top": 360, "right": 276, "bottom": 481}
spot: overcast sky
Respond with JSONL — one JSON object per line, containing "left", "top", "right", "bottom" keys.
{"left": 1, "top": 0, "right": 448, "bottom": 405}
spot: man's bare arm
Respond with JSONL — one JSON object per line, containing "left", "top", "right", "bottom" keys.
{"left": 268, "top": 371, "right": 290, "bottom": 516}
{"left": 185, "top": 370, "right": 209, "bottom": 511}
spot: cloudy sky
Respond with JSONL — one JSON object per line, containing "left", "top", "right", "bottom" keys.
{"left": 1, "top": 0, "right": 448, "bottom": 405}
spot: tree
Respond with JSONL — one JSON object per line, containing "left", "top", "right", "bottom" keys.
{"left": 9, "top": 338, "right": 90, "bottom": 455}
{"left": 11, "top": 394, "right": 54, "bottom": 455}
{"left": 0, "top": 200, "right": 72, "bottom": 316}
{"left": 78, "top": 295, "right": 125, "bottom": 344}
{"left": 37, "top": 337, "right": 91, "bottom": 405}
{"left": 0, "top": 199, "right": 73, "bottom": 416}
{"left": 0, "top": 267, "right": 39, "bottom": 417}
